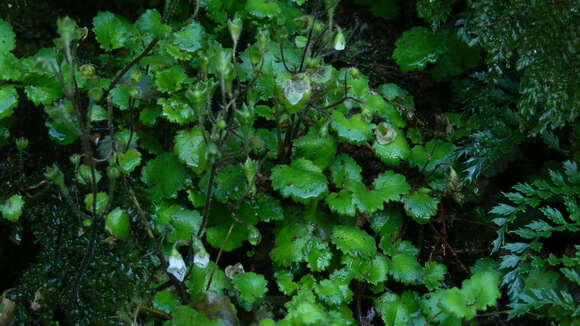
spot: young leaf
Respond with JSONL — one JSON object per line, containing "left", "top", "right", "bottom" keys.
{"left": 0, "top": 85, "right": 18, "bottom": 120}
{"left": 136, "top": 9, "right": 170, "bottom": 39}
{"left": 233, "top": 272, "right": 268, "bottom": 304}
{"left": 373, "top": 170, "right": 411, "bottom": 202}
{"left": 141, "top": 153, "right": 188, "bottom": 201}
{"left": 403, "top": 188, "right": 439, "bottom": 224}
{"left": 424, "top": 261, "right": 447, "bottom": 290}
{"left": 173, "top": 21, "right": 205, "bottom": 52}
{"left": 0, "top": 19, "right": 16, "bottom": 53}
{"left": 105, "top": 207, "right": 130, "bottom": 240}
{"left": 1, "top": 194, "right": 24, "bottom": 222}
{"left": 92, "top": 11, "right": 130, "bottom": 51}
{"left": 331, "top": 226, "right": 377, "bottom": 257}
{"left": 331, "top": 111, "right": 376, "bottom": 145}
{"left": 155, "top": 66, "right": 187, "bottom": 93}
{"left": 116, "top": 148, "right": 142, "bottom": 174}
{"left": 373, "top": 127, "right": 411, "bottom": 166}
{"left": 392, "top": 27, "right": 442, "bottom": 72}
{"left": 325, "top": 180, "right": 384, "bottom": 216}
{"left": 83, "top": 192, "right": 108, "bottom": 214}
{"left": 174, "top": 127, "right": 207, "bottom": 174}
{"left": 271, "top": 159, "right": 328, "bottom": 203}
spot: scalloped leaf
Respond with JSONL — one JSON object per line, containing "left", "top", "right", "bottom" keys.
{"left": 329, "top": 153, "right": 362, "bottom": 186}
{"left": 373, "top": 127, "right": 410, "bottom": 166}
{"left": 277, "top": 73, "right": 311, "bottom": 113}
{"left": 271, "top": 159, "right": 328, "bottom": 203}
{"left": 424, "top": 261, "right": 447, "bottom": 290}
{"left": 315, "top": 278, "right": 353, "bottom": 306}
{"left": 206, "top": 223, "right": 247, "bottom": 252}
{"left": 373, "top": 170, "right": 411, "bottom": 202}
{"left": 157, "top": 97, "right": 195, "bottom": 125}
{"left": 92, "top": 11, "right": 130, "bottom": 51}
{"left": 325, "top": 180, "right": 384, "bottom": 216}
{"left": 174, "top": 127, "right": 207, "bottom": 174}
{"left": 306, "top": 238, "right": 332, "bottom": 272}
{"left": 331, "top": 111, "right": 376, "bottom": 145}
{"left": 331, "top": 226, "right": 377, "bottom": 257}
{"left": 141, "top": 152, "right": 188, "bottom": 201}
{"left": 246, "top": 0, "right": 281, "bottom": 18}
{"left": 389, "top": 254, "right": 423, "bottom": 285}
{"left": 392, "top": 26, "right": 442, "bottom": 72}
{"left": 83, "top": 192, "right": 108, "bottom": 214}
{"left": 136, "top": 9, "right": 170, "bottom": 39}
{"left": 370, "top": 207, "right": 403, "bottom": 236}
{"left": 174, "top": 21, "right": 205, "bottom": 52}
{"left": 117, "top": 148, "right": 142, "bottom": 174}
{"left": 403, "top": 188, "right": 439, "bottom": 224}
{"left": 155, "top": 66, "right": 187, "bottom": 93}
{"left": 292, "top": 130, "right": 336, "bottom": 170}
{"left": 234, "top": 272, "right": 268, "bottom": 304}
{"left": 24, "top": 75, "right": 63, "bottom": 105}
{"left": 0, "top": 19, "right": 16, "bottom": 53}
{"left": 270, "top": 223, "right": 314, "bottom": 266}
{"left": 408, "top": 139, "right": 455, "bottom": 173}
{"left": 167, "top": 208, "right": 202, "bottom": 243}
{"left": 0, "top": 85, "right": 18, "bottom": 120}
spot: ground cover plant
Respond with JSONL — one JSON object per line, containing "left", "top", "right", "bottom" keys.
{"left": 0, "top": 0, "right": 578, "bottom": 325}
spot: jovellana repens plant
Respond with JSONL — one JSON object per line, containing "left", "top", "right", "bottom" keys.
{"left": 0, "top": 0, "right": 578, "bottom": 325}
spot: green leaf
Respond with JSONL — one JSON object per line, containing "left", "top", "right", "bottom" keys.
{"left": 116, "top": 148, "right": 141, "bottom": 174}
{"left": 206, "top": 223, "right": 247, "bottom": 252}
{"left": 0, "top": 19, "right": 16, "bottom": 53}
{"left": 105, "top": 207, "right": 130, "bottom": 240}
{"left": 271, "top": 223, "right": 313, "bottom": 266}
{"left": 271, "top": 159, "right": 328, "bottom": 203}
{"left": 306, "top": 238, "right": 332, "bottom": 272}
{"left": 461, "top": 271, "right": 500, "bottom": 310}
{"left": 315, "top": 278, "right": 353, "bottom": 306}
{"left": 76, "top": 164, "right": 102, "bottom": 185}
{"left": 83, "top": 192, "right": 108, "bottom": 214}
{"left": 233, "top": 272, "right": 268, "bottom": 304}
{"left": 275, "top": 271, "right": 298, "bottom": 295}
{"left": 293, "top": 130, "right": 337, "bottom": 170}
{"left": 110, "top": 84, "right": 131, "bottom": 110}
{"left": 155, "top": 66, "right": 187, "bottom": 93}
{"left": 389, "top": 254, "right": 423, "bottom": 284}
{"left": 0, "top": 85, "right": 18, "bottom": 120}
{"left": 277, "top": 73, "right": 311, "bottom": 113}
{"left": 375, "top": 292, "right": 411, "bottom": 326}
{"left": 167, "top": 305, "right": 219, "bottom": 326}
{"left": 1, "top": 194, "right": 24, "bottom": 222}
{"left": 329, "top": 154, "right": 363, "bottom": 186}
{"left": 403, "top": 188, "right": 439, "bottom": 224}
{"left": 408, "top": 139, "right": 455, "bottom": 173}
{"left": 440, "top": 287, "right": 469, "bottom": 319}
{"left": 157, "top": 97, "right": 195, "bottom": 125}
{"left": 373, "top": 170, "right": 411, "bottom": 202}
{"left": 246, "top": 0, "right": 281, "bottom": 18}
{"left": 331, "top": 111, "right": 375, "bottom": 145}
{"left": 173, "top": 21, "right": 205, "bottom": 52}
{"left": 392, "top": 27, "right": 442, "bottom": 72}
{"left": 0, "top": 53, "right": 21, "bottom": 81}
{"left": 370, "top": 207, "right": 403, "bottom": 236}
{"left": 174, "top": 127, "right": 207, "bottom": 174}
{"left": 212, "top": 165, "right": 247, "bottom": 203}
{"left": 153, "top": 290, "right": 178, "bottom": 314}
{"left": 141, "top": 153, "right": 188, "bottom": 201}
{"left": 136, "top": 9, "right": 170, "bottom": 39}
{"left": 424, "top": 261, "right": 447, "bottom": 290}
{"left": 325, "top": 179, "right": 384, "bottom": 216}
{"left": 167, "top": 208, "right": 202, "bottom": 243}
{"left": 364, "top": 255, "right": 390, "bottom": 285}
{"left": 373, "top": 127, "right": 410, "bottom": 166}
{"left": 92, "top": 11, "right": 130, "bottom": 51}
{"left": 24, "top": 75, "right": 63, "bottom": 105}
{"left": 331, "top": 226, "right": 377, "bottom": 257}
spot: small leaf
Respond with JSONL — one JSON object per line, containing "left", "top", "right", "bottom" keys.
{"left": 167, "top": 209, "right": 202, "bottom": 243}
{"left": 315, "top": 278, "right": 353, "bottom": 306}
{"left": 0, "top": 85, "right": 18, "bottom": 120}
{"left": 0, "top": 19, "right": 16, "bottom": 53}
{"left": 234, "top": 272, "right": 268, "bottom": 304}
{"left": 271, "top": 223, "right": 313, "bottom": 266}
{"left": 83, "top": 192, "right": 108, "bottom": 214}
{"left": 389, "top": 254, "right": 423, "bottom": 284}
{"left": 174, "top": 127, "right": 207, "bottom": 174}
{"left": 331, "top": 226, "right": 377, "bottom": 257}
{"left": 246, "top": 0, "right": 281, "bottom": 18}
{"left": 1, "top": 194, "right": 24, "bottom": 222}
{"left": 136, "top": 9, "right": 170, "bottom": 39}
{"left": 373, "top": 127, "right": 410, "bottom": 166}
{"left": 117, "top": 148, "right": 142, "bottom": 174}
{"left": 155, "top": 66, "right": 187, "bottom": 93}
{"left": 392, "top": 27, "right": 442, "bottom": 72}
{"left": 105, "top": 207, "right": 130, "bottom": 240}
{"left": 92, "top": 11, "right": 130, "bottom": 51}
{"left": 141, "top": 153, "right": 188, "bottom": 201}
{"left": 331, "top": 111, "right": 376, "bottom": 145}
{"left": 370, "top": 207, "right": 403, "bottom": 236}
{"left": 24, "top": 75, "right": 63, "bottom": 105}
{"left": 373, "top": 170, "right": 411, "bottom": 202}
{"left": 206, "top": 223, "right": 247, "bottom": 252}
{"left": 403, "top": 188, "right": 439, "bottom": 224}
{"left": 325, "top": 179, "right": 384, "bottom": 216}
{"left": 329, "top": 154, "right": 362, "bottom": 186}
{"left": 424, "top": 262, "right": 446, "bottom": 290}
{"left": 153, "top": 290, "right": 178, "bottom": 314}
{"left": 293, "top": 130, "right": 337, "bottom": 170}
{"left": 174, "top": 21, "right": 205, "bottom": 52}
{"left": 271, "top": 159, "right": 328, "bottom": 203}
{"left": 277, "top": 73, "right": 311, "bottom": 113}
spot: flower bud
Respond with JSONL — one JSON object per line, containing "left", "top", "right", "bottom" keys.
{"left": 228, "top": 14, "right": 243, "bottom": 45}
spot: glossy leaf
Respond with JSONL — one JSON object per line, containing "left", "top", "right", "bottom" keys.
{"left": 92, "top": 11, "right": 130, "bottom": 51}
{"left": 403, "top": 188, "right": 439, "bottom": 224}
{"left": 141, "top": 153, "right": 188, "bottom": 201}
{"left": 392, "top": 27, "right": 442, "bottom": 72}
{"left": 246, "top": 0, "right": 281, "bottom": 18}
{"left": 1, "top": 194, "right": 24, "bottom": 222}
{"left": 373, "top": 170, "right": 411, "bottom": 202}
{"left": 331, "top": 226, "right": 377, "bottom": 257}
{"left": 0, "top": 19, "right": 16, "bottom": 53}
{"left": 173, "top": 21, "right": 205, "bottom": 52}
{"left": 373, "top": 127, "right": 410, "bottom": 166}
{"left": 331, "top": 111, "right": 375, "bottom": 145}
{"left": 233, "top": 272, "right": 268, "bottom": 304}
{"left": 174, "top": 127, "right": 207, "bottom": 174}
{"left": 424, "top": 261, "right": 447, "bottom": 290}
{"left": 0, "top": 85, "right": 18, "bottom": 120}
{"left": 105, "top": 207, "right": 130, "bottom": 240}
{"left": 83, "top": 192, "right": 108, "bottom": 214}
{"left": 292, "top": 130, "right": 336, "bottom": 170}
{"left": 136, "top": 9, "right": 170, "bottom": 39}
{"left": 167, "top": 209, "right": 202, "bottom": 243}
{"left": 271, "top": 159, "right": 328, "bottom": 203}
{"left": 155, "top": 66, "right": 187, "bottom": 93}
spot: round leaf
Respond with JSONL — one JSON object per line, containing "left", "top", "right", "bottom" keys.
{"left": 105, "top": 207, "right": 130, "bottom": 240}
